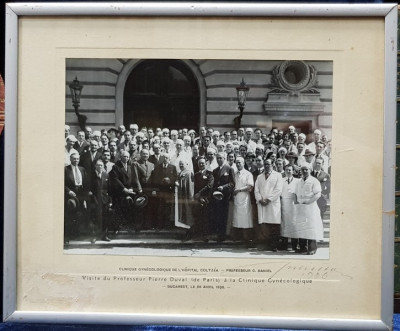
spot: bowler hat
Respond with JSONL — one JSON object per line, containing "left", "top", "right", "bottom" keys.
{"left": 304, "top": 149, "right": 315, "bottom": 156}
{"left": 67, "top": 196, "right": 80, "bottom": 211}
{"left": 123, "top": 196, "right": 134, "bottom": 207}
{"left": 287, "top": 151, "right": 298, "bottom": 159}
{"left": 212, "top": 191, "right": 224, "bottom": 200}
{"left": 133, "top": 193, "right": 149, "bottom": 208}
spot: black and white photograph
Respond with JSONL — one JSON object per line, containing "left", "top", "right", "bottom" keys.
{"left": 64, "top": 58, "right": 333, "bottom": 259}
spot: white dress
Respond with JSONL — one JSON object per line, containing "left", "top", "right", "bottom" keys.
{"left": 232, "top": 169, "right": 254, "bottom": 229}
{"left": 294, "top": 176, "right": 323, "bottom": 240}
{"left": 280, "top": 177, "right": 300, "bottom": 237}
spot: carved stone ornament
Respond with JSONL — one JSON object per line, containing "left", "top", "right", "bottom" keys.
{"left": 264, "top": 60, "right": 325, "bottom": 114}
{"left": 270, "top": 60, "right": 319, "bottom": 95}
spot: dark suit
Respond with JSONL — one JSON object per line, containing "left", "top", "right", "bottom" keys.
{"left": 109, "top": 160, "right": 142, "bottom": 198}
{"left": 64, "top": 165, "right": 90, "bottom": 241}
{"left": 149, "top": 154, "right": 165, "bottom": 167}
{"left": 199, "top": 145, "right": 211, "bottom": 157}
{"left": 134, "top": 159, "right": 155, "bottom": 230}
{"left": 210, "top": 163, "right": 235, "bottom": 241}
{"left": 193, "top": 169, "right": 214, "bottom": 237}
{"left": 91, "top": 171, "right": 111, "bottom": 238}
{"left": 152, "top": 163, "right": 178, "bottom": 192}
{"left": 79, "top": 150, "right": 102, "bottom": 185}
{"left": 152, "top": 163, "right": 178, "bottom": 229}
{"left": 135, "top": 160, "right": 154, "bottom": 187}
{"left": 245, "top": 163, "right": 258, "bottom": 173}
{"left": 74, "top": 140, "right": 89, "bottom": 154}
{"left": 109, "top": 160, "right": 142, "bottom": 227}
{"left": 65, "top": 165, "right": 89, "bottom": 198}
{"left": 109, "top": 151, "right": 120, "bottom": 163}
{"left": 192, "top": 156, "right": 201, "bottom": 174}
{"left": 312, "top": 169, "right": 330, "bottom": 218}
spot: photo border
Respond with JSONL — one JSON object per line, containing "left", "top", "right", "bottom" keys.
{"left": 4, "top": 3, "right": 397, "bottom": 330}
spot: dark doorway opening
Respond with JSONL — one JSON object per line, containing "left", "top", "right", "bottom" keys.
{"left": 123, "top": 60, "right": 200, "bottom": 130}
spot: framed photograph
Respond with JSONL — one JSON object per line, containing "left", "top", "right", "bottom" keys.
{"left": 4, "top": 3, "right": 397, "bottom": 330}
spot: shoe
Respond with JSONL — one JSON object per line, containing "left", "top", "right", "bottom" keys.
{"left": 246, "top": 241, "right": 256, "bottom": 248}
{"left": 216, "top": 236, "right": 225, "bottom": 243}
{"left": 102, "top": 236, "right": 111, "bottom": 242}
{"left": 64, "top": 240, "right": 70, "bottom": 245}
{"left": 198, "top": 236, "right": 209, "bottom": 242}
{"left": 90, "top": 238, "right": 97, "bottom": 244}
{"left": 182, "top": 233, "right": 192, "bottom": 242}
{"left": 307, "top": 249, "right": 317, "bottom": 255}
{"left": 272, "top": 247, "right": 278, "bottom": 252}
{"left": 257, "top": 244, "right": 267, "bottom": 251}
{"left": 295, "top": 247, "right": 308, "bottom": 254}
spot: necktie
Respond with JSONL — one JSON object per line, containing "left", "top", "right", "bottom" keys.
{"left": 74, "top": 166, "right": 82, "bottom": 186}
{"left": 104, "top": 164, "right": 107, "bottom": 172}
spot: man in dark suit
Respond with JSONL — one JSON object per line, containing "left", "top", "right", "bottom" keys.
{"left": 192, "top": 157, "right": 214, "bottom": 240}
{"left": 101, "top": 150, "right": 114, "bottom": 174}
{"left": 151, "top": 154, "right": 178, "bottom": 230}
{"left": 64, "top": 152, "right": 91, "bottom": 244}
{"left": 109, "top": 140, "right": 120, "bottom": 163}
{"left": 90, "top": 159, "right": 111, "bottom": 243}
{"left": 244, "top": 152, "right": 258, "bottom": 173}
{"left": 209, "top": 152, "right": 235, "bottom": 242}
{"left": 312, "top": 157, "right": 331, "bottom": 218}
{"left": 109, "top": 151, "right": 142, "bottom": 227}
{"left": 199, "top": 135, "right": 212, "bottom": 156}
{"left": 74, "top": 130, "right": 90, "bottom": 154}
{"left": 191, "top": 144, "right": 201, "bottom": 174}
{"left": 134, "top": 149, "right": 155, "bottom": 230}
{"left": 148, "top": 143, "right": 165, "bottom": 166}
{"left": 79, "top": 140, "right": 102, "bottom": 186}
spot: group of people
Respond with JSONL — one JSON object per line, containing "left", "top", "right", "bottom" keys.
{"left": 64, "top": 123, "right": 331, "bottom": 255}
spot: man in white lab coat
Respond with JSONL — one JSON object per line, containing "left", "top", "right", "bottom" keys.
{"left": 254, "top": 158, "right": 283, "bottom": 251}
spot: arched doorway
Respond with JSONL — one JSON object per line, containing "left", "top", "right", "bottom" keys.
{"left": 123, "top": 60, "right": 200, "bottom": 130}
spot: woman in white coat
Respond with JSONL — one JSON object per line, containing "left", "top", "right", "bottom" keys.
{"left": 254, "top": 158, "right": 283, "bottom": 251}
{"left": 231, "top": 157, "right": 254, "bottom": 242}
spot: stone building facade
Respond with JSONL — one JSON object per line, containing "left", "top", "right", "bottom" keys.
{"left": 66, "top": 59, "right": 332, "bottom": 138}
